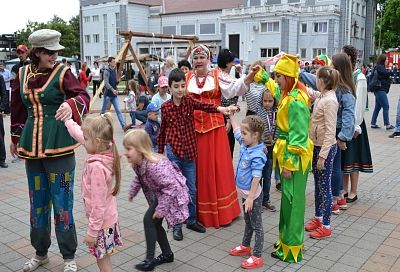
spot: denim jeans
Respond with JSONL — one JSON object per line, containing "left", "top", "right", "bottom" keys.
{"left": 371, "top": 90, "right": 390, "bottom": 126}
{"left": 331, "top": 147, "right": 343, "bottom": 198}
{"left": 395, "top": 96, "right": 400, "bottom": 132}
{"left": 261, "top": 158, "right": 272, "bottom": 204}
{"left": 166, "top": 145, "right": 197, "bottom": 228}
{"left": 129, "top": 111, "right": 136, "bottom": 125}
{"left": 136, "top": 110, "right": 147, "bottom": 124}
{"left": 101, "top": 96, "right": 126, "bottom": 128}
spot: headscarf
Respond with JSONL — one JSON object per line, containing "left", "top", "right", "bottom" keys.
{"left": 312, "top": 54, "right": 332, "bottom": 66}
{"left": 191, "top": 44, "right": 210, "bottom": 61}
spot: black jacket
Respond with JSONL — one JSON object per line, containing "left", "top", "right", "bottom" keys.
{"left": 0, "top": 75, "right": 7, "bottom": 112}
{"left": 376, "top": 65, "right": 392, "bottom": 92}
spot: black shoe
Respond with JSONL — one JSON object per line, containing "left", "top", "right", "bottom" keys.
{"left": 262, "top": 201, "right": 277, "bottom": 212}
{"left": 273, "top": 242, "right": 279, "bottom": 249}
{"left": 276, "top": 182, "right": 281, "bottom": 192}
{"left": 344, "top": 192, "right": 348, "bottom": 198}
{"left": 154, "top": 252, "right": 174, "bottom": 266}
{"left": 135, "top": 259, "right": 155, "bottom": 271}
{"left": 386, "top": 125, "right": 395, "bottom": 130}
{"left": 187, "top": 222, "right": 206, "bottom": 233}
{"left": 346, "top": 195, "right": 358, "bottom": 203}
{"left": 371, "top": 124, "right": 380, "bottom": 129}
{"left": 0, "top": 161, "right": 8, "bottom": 168}
{"left": 389, "top": 132, "right": 400, "bottom": 138}
{"left": 271, "top": 251, "right": 280, "bottom": 260}
{"left": 173, "top": 228, "right": 183, "bottom": 241}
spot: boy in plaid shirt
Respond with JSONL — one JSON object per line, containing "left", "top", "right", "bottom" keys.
{"left": 158, "top": 68, "right": 236, "bottom": 241}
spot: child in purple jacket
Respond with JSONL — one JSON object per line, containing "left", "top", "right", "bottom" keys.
{"left": 124, "top": 129, "right": 189, "bottom": 272}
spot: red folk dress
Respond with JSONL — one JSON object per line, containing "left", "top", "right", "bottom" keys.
{"left": 186, "top": 69, "right": 249, "bottom": 228}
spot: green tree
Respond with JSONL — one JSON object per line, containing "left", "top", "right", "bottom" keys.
{"left": 375, "top": 0, "right": 400, "bottom": 50}
{"left": 15, "top": 15, "right": 80, "bottom": 58}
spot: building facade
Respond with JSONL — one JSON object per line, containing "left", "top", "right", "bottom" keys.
{"left": 80, "top": 0, "right": 376, "bottom": 66}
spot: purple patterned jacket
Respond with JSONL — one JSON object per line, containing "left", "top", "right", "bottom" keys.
{"left": 128, "top": 157, "right": 189, "bottom": 228}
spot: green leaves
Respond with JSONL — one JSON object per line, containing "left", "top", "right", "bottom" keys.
{"left": 15, "top": 15, "right": 80, "bottom": 58}
{"left": 375, "top": 0, "right": 400, "bottom": 50}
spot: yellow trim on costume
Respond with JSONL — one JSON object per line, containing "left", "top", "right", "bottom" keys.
{"left": 275, "top": 239, "right": 304, "bottom": 263}
{"left": 198, "top": 199, "right": 239, "bottom": 214}
{"left": 198, "top": 190, "right": 238, "bottom": 205}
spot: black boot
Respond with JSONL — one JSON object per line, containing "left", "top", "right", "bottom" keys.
{"left": 154, "top": 252, "right": 174, "bottom": 266}
{"left": 173, "top": 228, "right": 183, "bottom": 241}
{"left": 135, "top": 259, "right": 155, "bottom": 271}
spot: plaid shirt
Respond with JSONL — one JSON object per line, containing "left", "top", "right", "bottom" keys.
{"left": 158, "top": 96, "right": 219, "bottom": 160}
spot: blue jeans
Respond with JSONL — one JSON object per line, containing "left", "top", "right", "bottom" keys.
{"left": 261, "top": 158, "right": 272, "bottom": 204}
{"left": 331, "top": 146, "right": 343, "bottom": 198}
{"left": 129, "top": 111, "right": 136, "bottom": 125}
{"left": 371, "top": 90, "right": 390, "bottom": 126}
{"left": 166, "top": 145, "right": 197, "bottom": 228}
{"left": 101, "top": 96, "right": 126, "bottom": 128}
{"left": 395, "top": 96, "right": 400, "bottom": 132}
{"left": 136, "top": 110, "right": 147, "bottom": 123}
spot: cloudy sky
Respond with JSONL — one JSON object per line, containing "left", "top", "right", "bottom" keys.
{"left": 1, "top": 0, "right": 80, "bottom": 34}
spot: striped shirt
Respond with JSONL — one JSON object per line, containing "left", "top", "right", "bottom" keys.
{"left": 245, "top": 83, "right": 265, "bottom": 113}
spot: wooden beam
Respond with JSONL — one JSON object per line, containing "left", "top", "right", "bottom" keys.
{"left": 116, "top": 38, "right": 131, "bottom": 81}
{"left": 128, "top": 43, "right": 148, "bottom": 89}
{"left": 119, "top": 31, "right": 198, "bottom": 42}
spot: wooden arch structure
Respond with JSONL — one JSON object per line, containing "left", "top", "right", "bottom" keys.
{"left": 90, "top": 31, "right": 198, "bottom": 112}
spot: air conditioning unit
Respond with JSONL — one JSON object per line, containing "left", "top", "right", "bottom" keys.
{"left": 253, "top": 24, "right": 259, "bottom": 31}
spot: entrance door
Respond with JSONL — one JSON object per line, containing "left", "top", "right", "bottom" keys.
{"left": 229, "top": 34, "right": 240, "bottom": 58}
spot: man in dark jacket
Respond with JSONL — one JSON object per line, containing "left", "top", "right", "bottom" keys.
{"left": 11, "top": 44, "right": 30, "bottom": 86}
{"left": 0, "top": 74, "right": 8, "bottom": 168}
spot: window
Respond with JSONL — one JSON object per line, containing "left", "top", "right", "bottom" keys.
{"left": 301, "top": 23, "right": 307, "bottom": 33}
{"left": 115, "top": 12, "right": 121, "bottom": 51}
{"left": 139, "top": 48, "right": 149, "bottom": 54}
{"left": 313, "top": 22, "right": 327, "bottom": 33}
{"left": 313, "top": 48, "right": 326, "bottom": 56}
{"left": 84, "top": 35, "right": 90, "bottom": 43}
{"left": 362, "top": 5, "right": 366, "bottom": 16}
{"left": 360, "top": 27, "right": 365, "bottom": 39}
{"left": 84, "top": 16, "right": 90, "bottom": 23}
{"left": 94, "top": 56, "right": 100, "bottom": 62}
{"left": 356, "top": 3, "right": 360, "bottom": 15}
{"left": 260, "top": 48, "right": 279, "bottom": 58}
{"left": 103, "top": 14, "right": 108, "bottom": 56}
{"left": 93, "top": 34, "right": 99, "bottom": 43}
{"left": 181, "top": 25, "right": 195, "bottom": 35}
{"left": 260, "top": 22, "right": 280, "bottom": 33}
{"left": 200, "top": 23, "right": 215, "bottom": 35}
{"left": 300, "top": 48, "right": 307, "bottom": 59}
{"left": 92, "top": 15, "right": 99, "bottom": 22}
{"left": 85, "top": 56, "right": 92, "bottom": 66}
{"left": 163, "top": 26, "right": 176, "bottom": 35}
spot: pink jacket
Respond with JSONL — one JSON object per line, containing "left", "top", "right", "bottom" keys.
{"left": 129, "top": 158, "right": 189, "bottom": 228}
{"left": 65, "top": 119, "right": 118, "bottom": 237}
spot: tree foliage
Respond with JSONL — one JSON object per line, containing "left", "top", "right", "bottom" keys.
{"left": 375, "top": 0, "right": 400, "bottom": 50}
{"left": 15, "top": 15, "right": 80, "bottom": 58}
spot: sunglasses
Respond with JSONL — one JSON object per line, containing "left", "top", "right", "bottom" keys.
{"left": 42, "top": 49, "right": 58, "bottom": 56}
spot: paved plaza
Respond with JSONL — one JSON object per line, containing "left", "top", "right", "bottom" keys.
{"left": 1, "top": 85, "right": 400, "bottom": 272}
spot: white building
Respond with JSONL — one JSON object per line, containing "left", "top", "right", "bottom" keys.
{"left": 80, "top": 0, "right": 376, "bottom": 66}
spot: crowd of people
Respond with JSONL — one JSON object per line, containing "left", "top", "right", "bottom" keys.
{"left": 4, "top": 27, "right": 400, "bottom": 271}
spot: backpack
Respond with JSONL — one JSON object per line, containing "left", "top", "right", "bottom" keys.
{"left": 148, "top": 74, "right": 158, "bottom": 91}
{"left": 367, "top": 67, "right": 381, "bottom": 92}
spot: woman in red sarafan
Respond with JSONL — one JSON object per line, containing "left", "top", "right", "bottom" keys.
{"left": 185, "top": 44, "right": 259, "bottom": 228}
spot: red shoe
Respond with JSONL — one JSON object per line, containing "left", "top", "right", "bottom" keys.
{"left": 332, "top": 203, "right": 340, "bottom": 215}
{"left": 230, "top": 245, "right": 252, "bottom": 256}
{"left": 310, "top": 225, "right": 332, "bottom": 239}
{"left": 337, "top": 198, "right": 348, "bottom": 210}
{"left": 241, "top": 256, "right": 264, "bottom": 269}
{"left": 305, "top": 218, "right": 322, "bottom": 232}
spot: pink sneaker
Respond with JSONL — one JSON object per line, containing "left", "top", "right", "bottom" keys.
{"left": 332, "top": 203, "right": 340, "bottom": 215}
{"left": 310, "top": 225, "right": 332, "bottom": 239}
{"left": 229, "top": 245, "right": 252, "bottom": 256}
{"left": 337, "top": 198, "right": 348, "bottom": 210}
{"left": 241, "top": 256, "right": 264, "bottom": 269}
{"left": 305, "top": 218, "right": 322, "bottom": 232}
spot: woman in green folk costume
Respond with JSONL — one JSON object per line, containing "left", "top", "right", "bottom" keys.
{"left": 254, "top": 54, "right": 313, "bottom": 263}
{"left": 10, "top": 29, "right": 90, "bottom": 272}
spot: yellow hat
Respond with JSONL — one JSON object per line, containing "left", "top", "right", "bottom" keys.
{"left": 274, "top": 54, "right": 299, "bottom": 79}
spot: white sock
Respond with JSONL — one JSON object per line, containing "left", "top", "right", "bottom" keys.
{"left": 323, "top": 225, "right": 331, "bottom": 229}
{"left": 315, "top": 216, "right": 323, "bottom": 222}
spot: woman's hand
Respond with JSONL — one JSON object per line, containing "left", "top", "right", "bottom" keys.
{"left": 84, "top": 235, "right": 97, "bottom": 247}
{"left": 316, "top": 157, "right": 326, "bottom": 170}
{"left": 55, "top": 102, "right": 72, "bottom": 122}
{"left": 244, "top": 65, "right": 262, "bottom": 85}
{"left": 10, "top": 143, "right": 18, "bottom": 158}
{"left": 337, "top": 139, "right": 347, "bottom": 150}
{"left": 281, "top": 168, "right": 293, "bottom": 179}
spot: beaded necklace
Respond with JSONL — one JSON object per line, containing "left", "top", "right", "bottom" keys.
{"left": 194, "top": 70, "right": 210, "bottom": 88}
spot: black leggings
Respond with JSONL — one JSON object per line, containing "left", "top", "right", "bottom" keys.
{"left": 144, "top": 197, "right": 172, "bottom": 260}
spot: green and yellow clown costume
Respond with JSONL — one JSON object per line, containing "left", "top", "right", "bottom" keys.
{"left": 312, "top": 54, "right": 332, "bottom": 67}
{"left": 255, "top": 54, "right": 313, "bottom": 262}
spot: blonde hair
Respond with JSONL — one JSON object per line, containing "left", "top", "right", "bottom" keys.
{"left": 317, "top": 66, "right": 339, "bottom": 91}
{"left": 123, "top": 129, "right": 163, "bottom": 163}
{"left": 242, "top": 115, "right": 265, "bottom": 142}
{"left": 165, "top": 56, "right": 176, "bottom": 68}
{"left": 81, "top": 113, "right": 121, "bottom": 196}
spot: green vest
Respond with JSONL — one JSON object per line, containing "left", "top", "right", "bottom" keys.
{"left": 18, "top": 64, "right": 79, "bottom": 159}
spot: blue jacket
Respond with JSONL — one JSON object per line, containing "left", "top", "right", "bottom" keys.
{"left": 376, "top": 65, "right": 392, "bottom": 92}
{"left": 234, "top": 129, "right": 267, "bottom": 190}
{"left": 145, "top": 119, "right": 160, "bottom": 147}
{"left": 299, "top": 71, "right": 355, "bottom": 141}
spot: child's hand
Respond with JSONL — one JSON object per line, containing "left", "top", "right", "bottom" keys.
{"left": 316, "top": 157, "right": 325, "bottom": 170}
{"left": 84, "top": 235, "right": 97, "bottom": 247}
{"left": 281, "top": 168, "right": 293, "bottom": 179}
{"left": 244, "top": 197, "right": 254, "bottom": 213}
{"left": 152, "top": 211, "right": 162, "bottom": 219}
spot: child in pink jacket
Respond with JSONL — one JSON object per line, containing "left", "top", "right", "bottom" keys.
{"left": 64, "top": 113, "right": 122, "bottom": 271}
{"left": 124, "top": 129, "right": 189, "bottom": 272}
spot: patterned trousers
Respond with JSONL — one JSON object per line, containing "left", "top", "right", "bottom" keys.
{"left": 242, "top": 195, "right": 264, "bottom": 257}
